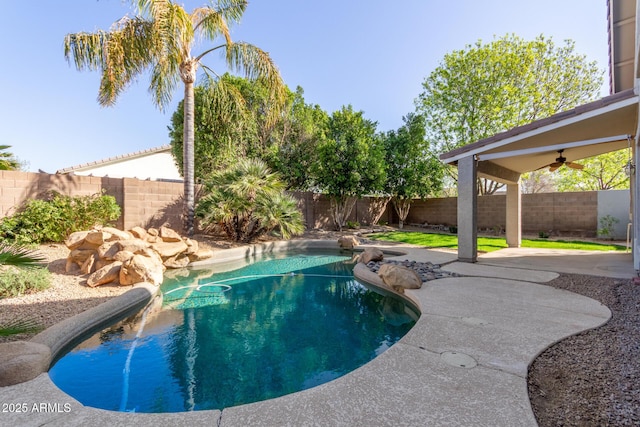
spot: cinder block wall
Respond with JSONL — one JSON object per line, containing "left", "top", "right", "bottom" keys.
{"left": 0, "top": 171, "right": 183, "bottom": 231}
{"left": 0, "top": 170, "right": 604, "bottom": 237}
{"left": 407, "top": 191, "right": 599, "bottom": 237}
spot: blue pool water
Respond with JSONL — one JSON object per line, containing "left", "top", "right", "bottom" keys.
{"left": 49, "top": 252, "right": 418, "bottom": 413}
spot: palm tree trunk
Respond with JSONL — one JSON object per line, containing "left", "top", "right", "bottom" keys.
{"left": 183, "top": 81, "right": 195, "bottom": 236}
{"left": 181, "top": 60, "right": 197, "bottom": 236}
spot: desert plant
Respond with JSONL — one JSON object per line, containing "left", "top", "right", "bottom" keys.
{"left": 0, "top": 266, "right": 50, "bottom": 298}
{"left": 197, "top": 159, "right": 304, "bottom": 242}
{"left": 598, "top": 215, "right": 620, "bottom": 240}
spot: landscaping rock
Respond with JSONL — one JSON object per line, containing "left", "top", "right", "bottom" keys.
{"left": 360, "top": 247, "right": 384, "bottom": 264}
{"left": 129, "top": 226, "right": 148, "bottom": 240}
{"left": 338, "top": 235, "right": 359, "bottom": 249}
{"left": 117, "top": 239, "right": 150, "bottom": 254}
{"left": 87, "top": 262, "right": 123, "bottom": 287}
{"left": 64, "top": 231, "right": 89, "bottom": 251}
{"left": 188, "top": 248, "right": 214, "bottom": 262}
{"left": 102, "top": 227, "right": 133, "bottom": 241}
{"left": 159, "top": 226, "right": 182, "bottom": 242}
{"left": 64, "top": 226, "right": 213, "bottom": 288}
{"left": 164, "top": 253, "right": 190, "bottom": 269}
{"left": 151, "top": 240, "right": 189, "bottom": 259}
{"left": 120, "top": 255, "right": 164, "bottom": 286}
{"left": 85, "top": 230, "right": 111, "bottom": 246}
{"left": 377, "top": 263, "right": 422, "bottom": 292}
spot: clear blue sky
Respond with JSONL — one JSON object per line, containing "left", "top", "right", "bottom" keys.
{"left": 0, "top": 0, "right": 609, "bottom": 173}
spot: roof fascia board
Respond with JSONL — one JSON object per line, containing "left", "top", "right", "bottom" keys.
{"left": 477, "top": 134, "right": 631, "bottom": 161}
{"left": 441, "top": 95, "right": 639, "bottom": 164}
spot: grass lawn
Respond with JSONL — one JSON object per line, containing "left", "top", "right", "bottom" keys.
{"left": 368, "top": 231, "right": 627, "bottom": 253}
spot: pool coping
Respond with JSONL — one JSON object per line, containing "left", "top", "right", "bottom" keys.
{"left": 0, "top": 239, "right": 613, "bottom": 426}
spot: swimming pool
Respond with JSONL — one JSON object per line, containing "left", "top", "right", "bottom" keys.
{"left": 49, "top": 251, "right": 418, "bottom": 413}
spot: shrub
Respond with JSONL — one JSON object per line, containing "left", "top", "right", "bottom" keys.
{"left": 0, "top": 266, "right": 50, "bottom": 298}
{"left": 197, "top": 159, "right": 305, "bottom": 242}
{"left": 346, "top": 221, "right": 360, "bottom": 229}
{"left": 0, "top": 191, "right": 121, "bottom": 244}
{"left": 598, "top": 215, "right": 620, "bottom": 240}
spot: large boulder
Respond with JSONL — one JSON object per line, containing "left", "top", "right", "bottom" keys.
{"left": 85, "top": 230, "right": 112, "bottom": 246}
{"left": 129, "top": 226, "right": 148, "bottom": 240}
{"left": 117, "top": 239, "right": 150, "bottom": 254}
{"left": 151, "top": 240, "right": 189, "bottom": 259}
{"left": 188, "top": 248, "right": 214, "bottom": 262}
{"left": 87, "top": 261, "right": 123, "bottom": 287}
{"left": 159, "top": 226, "right": 182, "bottom": 242}
{"left": 377, "top": 263, "right": 422, "bottom": 292}
{"left": 338, "top": 236, "right": 359, "bottom": 249}
{"left": 163, "top": 253, "right": 191, "bottom": 269}
{"left": 102, "top": 227, "right": 133, "bottom": 241}
{"left": 64, "top": 231, "right": 89, "bottom": 250}
{"left": 360, "top": 247, "right": 384, "bottom": 264}
{"left": 120, "top": 254, "right": 164, "bottom": 286}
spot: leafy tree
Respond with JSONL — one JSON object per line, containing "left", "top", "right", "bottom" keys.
{"left": 313, "top": 106, "right": 386, "bottom": 231}
{"left": 555, "top": 149, "right": 631, "bottom": 191}
{"left": 169, "top": 75, "right": 261, "bottom": 180}
{"left": 416, "top": 34, "right": 603, "bottom": 194}
{"left": 196, "top": 159, "right": 304, "bottom": 242}
{"left": 266, "top": 87, "right": 329, "bottom": 190}
{"left": 383, "top": 113, "right": 443, "bottom": 228}
{"left": 0, "top": 145, "right": 20, "bottom": 170}
{"left": 519, "top": 170, "right": 558, "bottom": 194}
{"left": 64, "top": 0, "right": 285, "bottom": 235}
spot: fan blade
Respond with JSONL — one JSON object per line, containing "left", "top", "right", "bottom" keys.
{"left": 549, "top": 165, "right": 560, "bottom": 172}
{"left": 566, "top": 162, "right": 584, "bottom": 170}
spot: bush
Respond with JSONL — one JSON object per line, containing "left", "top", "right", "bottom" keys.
{"left": 0, "top": 267, "right": 50, "bottom": 298}
{"left": 346, "top": 221, "right": 360, "bottom": 229}
{"left": 197, "top": 159, "right": 305, "bottom": 242}
{"left": 0, "top": 191, "right": 121, "bottom": 244}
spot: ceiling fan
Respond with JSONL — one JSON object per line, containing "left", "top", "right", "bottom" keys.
{"left": 546, "top": 149, "right": 584, "bottom": 172}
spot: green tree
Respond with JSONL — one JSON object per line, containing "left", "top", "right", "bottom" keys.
{"left": 416, "top": 34, "right": 603, "bottom": 194}
{"left": 266, "top": 87, "right": 329, "bottom": 190}
{"left": 556, "top": 149, "right": 631, "bottom": 191}
{"left": 64, "top": 0, "right": 285, "bottom": 235}
{"left": 0, "top": 145, "right": 20, "bottom": 170}
{"left": 196, "top": 158, "right": 304, "bottom": 242}
{"left": 383, "top": 113, "right": 444, "bottom": 228}
{"left": 169, "top": 76, "right": 258, "bottom": 180}
{"left": 313, "top": 106, "right": 386, "bottom": 231}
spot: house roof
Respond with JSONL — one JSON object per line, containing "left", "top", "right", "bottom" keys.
{"left": 440, "top": 89, "right": 639, "bottom": 175}
{"left": 56, "top": 145, "right": 172, "bottom": 175}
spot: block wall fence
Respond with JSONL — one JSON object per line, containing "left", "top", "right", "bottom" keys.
{"left": 0, "top": 170, "right": 616, "bottom": 237}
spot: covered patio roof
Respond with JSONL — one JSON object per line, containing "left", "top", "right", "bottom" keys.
{"left": 440, "top": 89, "right": 639, "bottom": 180}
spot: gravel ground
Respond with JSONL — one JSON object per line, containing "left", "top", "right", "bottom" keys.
{"left": 527, "top": 273, "right": 640, "bottom": 426}
{"left": 1, "top": 234, "right": 638, "bottom": 425}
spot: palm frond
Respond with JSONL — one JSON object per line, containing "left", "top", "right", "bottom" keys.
{"left": 0, "top": 245, "right": 46, "bottom": 268}
{"left": 225, "top": 42, "right": 287, "bottom": 122}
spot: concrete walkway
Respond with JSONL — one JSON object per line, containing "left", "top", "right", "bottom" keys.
{"left": 0, "top": 243, "right": 616, "bottom": 426}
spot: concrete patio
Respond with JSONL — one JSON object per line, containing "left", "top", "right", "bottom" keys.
{"left": 0, "top": 242, "right": 627, "bottom": 426}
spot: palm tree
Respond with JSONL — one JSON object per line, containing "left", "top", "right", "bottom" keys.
{"left": 197, "top": 158, "right": 304, "bottom": 242}
{"left": 64, "top": 0, "right": 285, "bottom": 235}
{"left": 0, "top": 145, "right": 20, "bottom": 170}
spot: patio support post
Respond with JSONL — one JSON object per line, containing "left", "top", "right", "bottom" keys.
{"left": 457, "top": 155, "right": 478, "bottom": 262}
{"left": 634, "top": 134, "right": 640, "bottom": 271}
{"left": 506, "top": 182, "right": 522, "bottom": 247}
